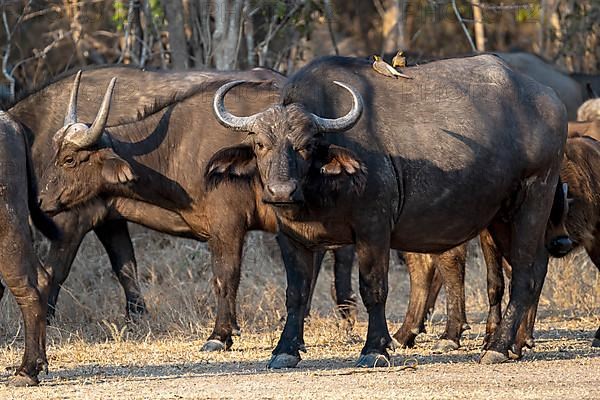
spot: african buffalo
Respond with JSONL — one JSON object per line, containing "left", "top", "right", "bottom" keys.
{"left": 207, "top": 55, "right": 567, "bottom": 367}
{"left": 0, "top": 111, "right": 60, "bottom": 386}
{"left": 8, "top": 66, "right": 284, "bottom": 352}
{"left": 398, "top": 136, "right": 600, "bottom": 352}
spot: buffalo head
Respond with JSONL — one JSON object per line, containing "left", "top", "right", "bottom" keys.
{"left": 38, "top": 71, "right": 136, "bottom": 215}
{"left": 205, "top": 80, "right": 366, "bottom": 206}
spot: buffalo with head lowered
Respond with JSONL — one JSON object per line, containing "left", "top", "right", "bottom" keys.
{"left": 9, "top": 67, "right": 289, "bottom": 352}
{"left": 207, "top": 55, "right": 568, "bottom": 367}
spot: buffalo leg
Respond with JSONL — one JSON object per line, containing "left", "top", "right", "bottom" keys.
{"left": 433, "top": 244, "right": 468, "bottom": 352}
{"left": 583, "top": 236, "right": 600, "bottom": 347}
{"left": 425, "top": 268, "right": 443, "bottom": 319}
{"left": 393, "top": 253, "right": 435, "bottom": 348}
{"left": 201, "top": 232, "right": 244, "bottom": 352}
{"left": 332, "top": 246, "right": 357, "bottom": 326}
{"left": 94, "top": 219, "right": 146, "bottom": 318}
{"left": 44, "top": 213, "right": 88, "bottom": 321}
{"left": 481, "top": 174, "right": 556, "bottom": 364}
{"left": 480, "top": 230, "right": 505, "bottom": 345}
{"left": 2, "top": 241, "right": 49, "bottom": 386}
{"left": 355, "top": 238, "right": 393, "bottom": 367}
{"left": 268, "top": 233, "right": 314, "bottom": 369}
{"left": 0, "top": 281, "right": 4, "bottom": 302}
{"left": 305, "top": 250, "right": 325, "bottom": 319}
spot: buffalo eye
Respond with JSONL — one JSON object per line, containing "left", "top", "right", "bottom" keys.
{"left": 255, "top": 141, "right": 268, "bottom": 154}
{"left": 62, "top": 155, "right": 76, "bottom": 168}
{"left": 297, "top": 146, "right": 310, "bottom": 160}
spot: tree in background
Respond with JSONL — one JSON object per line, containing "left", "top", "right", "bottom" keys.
{"left": 541, "top": 0, "right": 599, "bottom": 73}
{"left": 0, "top": 0, "right": 598, "bottom": 104}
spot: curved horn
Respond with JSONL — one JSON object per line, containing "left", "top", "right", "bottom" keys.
{"left": 311, "top": 81, "right": 363, "bottom": 133}
{"left": 64, "top": 70, "right": 82, "bottom": 125}
{"left": 68, "top": 77, "right": 117, "bottom": 148}
{"left": 213, "top": 80, "right": 262, "bottom": 132}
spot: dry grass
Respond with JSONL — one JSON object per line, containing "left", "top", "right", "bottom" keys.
{"left": 0, "top": 227, "right": 599, "bottom": 397}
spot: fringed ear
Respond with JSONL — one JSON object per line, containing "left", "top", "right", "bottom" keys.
{"left": 101, "top": 154, "right": 137, "bottom": 184}
{"left": 319, "top": 144, "right": 367, "bottom": 194}
{"left": 204, "top": 145, "right": 257, "bottom": 190}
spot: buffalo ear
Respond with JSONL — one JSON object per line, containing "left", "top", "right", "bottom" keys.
{"left": 319, "top": 144, "right": 367, "bottom": 193}
{"left": 100, "top": 152, "right": 137, "bottom": 185}
{"left": 205, "top": 145, "right": 257, "bottom": 190}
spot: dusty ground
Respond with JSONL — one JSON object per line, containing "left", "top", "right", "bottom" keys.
{"left": 0, "top": 231, "right": 599, "bottom": 398}
{"left": 0, "top": 317, "right": 599, "bottom": 399}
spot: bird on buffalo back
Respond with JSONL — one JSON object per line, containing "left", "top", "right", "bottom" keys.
{"left": 372, "top": 55, "right": 412, "bottom": 79}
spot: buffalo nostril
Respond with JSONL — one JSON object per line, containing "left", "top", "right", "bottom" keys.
{"left": 267, "top": 181, "right": 298, "bottom": 200}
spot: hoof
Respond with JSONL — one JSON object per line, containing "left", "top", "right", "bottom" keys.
{"left": 8, "top": 373, "right": 39, "bottom": 387}
{"left": 267, "top": 353, "right": 300, "bottom": 369}
{"left": 524, "top": 338, "right": 535, "bottom": 349}
{"left": 479, "top": 350, "right": 508, "bottom": 364}
{"left": 432, "top": 339, "right": 460, "bottom": 353}
{"left": 392, "top": 333, "right": 416, "bottom": 349}
{"left": 591, "top": 338, "right": 600, "bottom": 348}
{"left": 355, "top": 353, "right": 390, "bottom": 368}
{"left": 200, "top": 339, "right": 226, "bottom": 352}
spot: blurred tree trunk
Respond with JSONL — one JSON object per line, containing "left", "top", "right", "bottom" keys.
{"left": 380, "top": 0, "right": 408, "bottom": 53}
{"left": 541, "top": 0, "right": 599, "bottom": 73}
{"left": 213, "top": 0, "right": 244, "bottom": 70}
{"left": 164, "top": 0, "right": 189, "bottom": 69}
{"left": 472, "top": 0, "right": 485, "bottom": 51}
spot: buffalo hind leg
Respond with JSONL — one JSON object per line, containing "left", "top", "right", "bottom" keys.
{"left": 3, "top": 246, "right": 49, "bottom": 386}
{"left": 393, "top": 253, "right": 435, "bottom": 348}
{"left": 304, "top": 250, "right": 325, "bottom": 320}
{"left": 433, "top": 244, "right": 468, "bottom": 353}
{"left": 583, "top": 235, "right": 600, "bottom": 347}
{"left": 480, "top": 230, "right": 505, "bottom": 345}
{"left": 201, "top": 232, "right": 244, "bottom": 352}
{"left": 268, "top": 233, "right": 315, "bottom": 369}
{"left": 331, "top": 246, "right": 357, "bottom": 328}
{"left": 94, "top": 220, "right": 146, "bottom": 319}
{"left": 481, "top": 175, "right": 556, "bottom": 364}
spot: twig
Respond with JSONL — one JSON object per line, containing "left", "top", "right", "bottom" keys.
{"left": 2, "top": 10, "right": 16, "bottom": 103}
{"left": 323, "top": 0, "right": 339, "bottom": 56}
{"left": 452, "top": 0, "right": 477, "bottom": 53}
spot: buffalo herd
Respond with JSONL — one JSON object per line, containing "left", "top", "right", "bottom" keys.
{"left": 1, "top": 51, "right": 599, "bottom": 385}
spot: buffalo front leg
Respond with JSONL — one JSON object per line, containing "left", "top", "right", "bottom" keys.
{"left": 94, "top": 219, "right": 146, "bottom": 319}
{"left": 355, "top": 238, "right": 393, "bottom": 367}
{"left": 201, "top": 233, "right": 244, "bottom": 352}
{"left": 393, "top": 252, "right": 435, "bottom": 348}
{"left": 433, "top": 244, "right": 468, "bottom": 353}
{"left": 44, "top": 213, "right": 87, "bottom": 321}
{"left": 268, "top": 233, "right": 314, "bottom": 369}
{"left": 481, "top": 174, "right": 556, "bottom": 364}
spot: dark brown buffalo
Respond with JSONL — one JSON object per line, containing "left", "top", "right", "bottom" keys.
{"left": 207, "top": 55, "right": 567, "bottom": 367}
{"left": 402, "top": 137, "right": 600, "bottom": 352}
{"left": 8, "top": 66, "right": 285, "bottom": 352}
{"left": 0, "top": 112, "right": 60, "bottom": 386}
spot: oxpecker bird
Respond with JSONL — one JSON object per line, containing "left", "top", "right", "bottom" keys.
{"left": 372, "top": 55, "right": 412, "bottom": 79}
{"left": 392, "top": 50, "right": 406, "bottom": 68}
